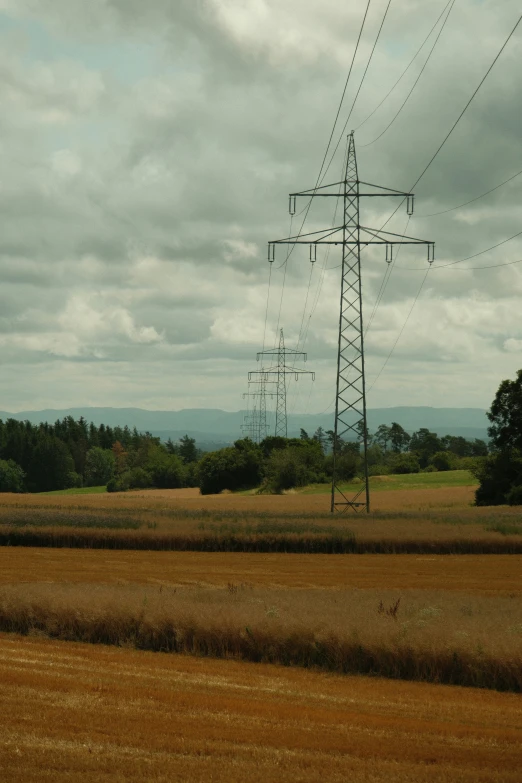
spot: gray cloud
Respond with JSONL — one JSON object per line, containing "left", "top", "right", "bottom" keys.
{"left": 0, "top": 0, "right": 521, "bottom": 414}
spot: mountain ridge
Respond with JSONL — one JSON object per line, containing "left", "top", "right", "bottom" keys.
{"left": 0, "top": 406, "right": 490, "bottom": 448}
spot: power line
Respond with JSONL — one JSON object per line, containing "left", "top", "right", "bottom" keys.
{"left": 271, "top": 1, "right": 372, "bottom": 354}
{"left": 358, "top": 11, "right": 522, "bottom": 353}
{"left": 361, "top": 0, "right": 455, "bottom": 148}
{"left": 409, "top": 12, "right": 522, "bottom": 195}
{"left": 430, "top": 257, "right": 522, "bottom": 271}
{"left": 376, "top": 10, "right": 522, "bottom": 239}
{"left": 261, "top": 262, "right": 272, "bottom": 353}
{"left": 416, "top": 167, "right": 522, "bottom": 217}
{"left": 367, "top": 267, "right": 431, "bottom": 394}
{"left": 354, "top": 0, "right": 453, "bottom": 132}
{"left": 290, "top": 2, "right": 393, "bottom": 354}
{"left": 365, "top": 215, "right": 410, "bottom": 335}
{"left": 280, "top": 0, "right": 373, "bottom": 270}
{"left": 398, "top": 228, "right": 522, "bottom": 271}
{"left": 298, "top": 142, "right": 349, "bottom": 352}
{"left": 318, "top": 0, "right": 393, "bottom": 184}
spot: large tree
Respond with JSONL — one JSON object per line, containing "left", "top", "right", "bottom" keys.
{"left": 487, "top": 368, "right": 522, "bottom": 452}
{"left": 475, "top": 369, "right": 522, "bottom": 506}
{"left": 389, "top": 422, "right": 410, "bottom": 453}
{"left": 374, "top": 424, "right": 391, "bottom": 452}
{"left": 409, "top": 428, "right": 443, "bottom": 467}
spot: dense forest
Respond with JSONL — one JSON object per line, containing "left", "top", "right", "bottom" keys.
{"left": 0, "top": 415, "right": 488, "bottom": 495}
{"left": 0, "top": 417, "right": 200, "bottom": 493}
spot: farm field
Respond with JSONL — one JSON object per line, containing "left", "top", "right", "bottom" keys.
{"left": 0, "top": 548, "right": 520, "bottom": 593}
{"left": 1, "top": 634, "right": 521, "bottom": 783}
{"left": 0, "top": 546, "right": 521, "bottom": 690}
{"left": 1, "top": 475, "right": 521, "bottom": 554}
{"left": 1, "top": 476, "right": 522, "bottom": 782}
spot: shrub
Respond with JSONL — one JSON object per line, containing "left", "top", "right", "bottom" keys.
{"left": 0, "top": 459, "right": 25, "bottom": 493}
{"left": 454, "top": 456, "right": 487, "bottom": 472}
{"left": 323, "top": 452, "right": 358, "bottom": 481}
{"left": 149, "top": 454, "right": 185, "bottom": 489}
{"left": 420, "top": 465, "right": 438, "bottom": 473}
{"left": 127, "top": 467, "right": 153, "bottom": 489}
{"left": 429, "top": 451, "right": 456, "bottom": 472}
{"left": 67, "top": 471, "right": 83, "bottom": 489}
{"left": 368, "top": 464, "right": 390, "bottom": 477}
{"left": 106, "top": 474, "right": 131, "bottom": 493}
{"left": 263, "top": 447, "right": 317, "bottom": 493}
{"left": 388, "top": 453, "right": 420, "bottom": 475}
{"left": 198, "top": 440, "right": 262, "bottom": 495}
{"left": 507, "top": 485, "right": 522, "bottom": 506}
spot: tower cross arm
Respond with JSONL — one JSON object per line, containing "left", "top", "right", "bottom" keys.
{"left": 256, "top": 348, "right": 308, "bottom": 361}
{"left": 249, "top": 368, "right": 314, "bottom": 381}
{"left": 290, "top": 181, "right": 413, "bottom": 199}
{"left": 361, "top": 226, "right": 435, "bottom": 249}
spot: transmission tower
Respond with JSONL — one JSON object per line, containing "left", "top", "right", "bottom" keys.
{"left": 241, "top": 372, "right": 276, "bottom": 443}
{"left": 241, "top": 402, "right": 260, "bottom": 442}
{"left": 249, "top": 329, "right": 315, "bottom": 438}
{"left": 268, "top": 132, "right": 434, "bottom": 513}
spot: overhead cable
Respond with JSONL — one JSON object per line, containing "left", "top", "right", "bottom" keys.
{"left": 361, "top": 0, "right": 456, "bottom": 148}
{"left": 362, "top": 11, "right": 522, "bottom": 348}
{"left": 317, "top": 0, "right": 393, "bottom": 184}
{"left": 354, "top": 0, "right": 454, "bottom": 132}
{"left": 416, "top": 167, "right": 522, "bottom": 217}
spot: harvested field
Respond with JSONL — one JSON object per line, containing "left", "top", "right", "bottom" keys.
{"left": 0, "top": 548, "right": 521, "bottom": 593}
{"left": 1, "top": 634, "right": 521, "bottom": 782}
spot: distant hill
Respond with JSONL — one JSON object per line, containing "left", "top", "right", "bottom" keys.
{"left": 0, "top": 406, "right": 490, "bottom": 449}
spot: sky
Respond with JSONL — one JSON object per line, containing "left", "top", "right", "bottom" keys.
{"left": 0, "top": 0, "right": 521, "bottom": 415}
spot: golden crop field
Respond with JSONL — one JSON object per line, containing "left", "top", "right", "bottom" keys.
{"left": 1, "top": 482, "right": 522, "bottom": 554}
{"left": 0, "top": 548, "right": 521, "bottom": 593}
{"left": 0, "top": 484, "right": 480, "bottom": 513}
{"left": 1, "top": 634, "right": 521, "bottom": 783}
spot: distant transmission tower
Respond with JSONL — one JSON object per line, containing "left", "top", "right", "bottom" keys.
{"left": 249, "top": 329, "right": 315, "bottom": 438}
{"left": 241, "top": 402, "right": 260, "bottom": 442}
{"left": 241, "top": 372, "right": 276, "bottom": 443}
{"left": 268, "top": 132, "right": 434, "bottom": 513}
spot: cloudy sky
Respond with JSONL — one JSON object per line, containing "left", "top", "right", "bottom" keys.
{"left": 0, "top": 0, "right": 520, "bottom": 415}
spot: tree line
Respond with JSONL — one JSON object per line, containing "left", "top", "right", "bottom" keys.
{"left": 0, "top": 413, "right": 495, "bottom": 496}
{"left": 196, "top": 423, "right": 489, "bottom": 495}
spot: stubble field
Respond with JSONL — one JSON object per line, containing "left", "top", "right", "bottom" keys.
{"left": 1, "top": 634, "right": 521, "bottom": 783}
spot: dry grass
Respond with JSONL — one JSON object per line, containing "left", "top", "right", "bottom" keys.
{"left": 1, "top": 582, "right": 521, "bottom": 690}
{"left": 1, "top": 485, "right": 480, "bottom": 512}
{"left": 1, "top": 548, "right": 521, "bottom": 593}
{"left": 1, "top": 634, "right": 521, "bottom": 782}
{"left": 1, "top": 486, "right": 522, "bottom": 553}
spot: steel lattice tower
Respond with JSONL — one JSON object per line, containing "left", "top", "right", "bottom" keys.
{"left": 242, "top": 371, "right": 275, "bottom": 443}
{"left": 269, "top": 132, "right": 434, "bottom": 513}
{"left": 249, "top": 329, "right": 315, "bottom": 438}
